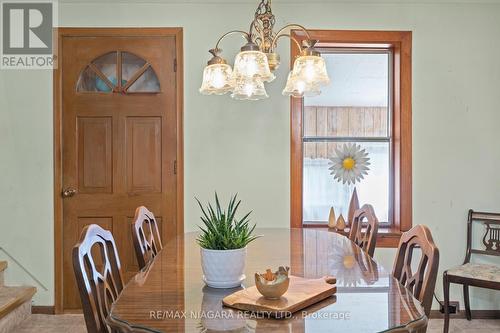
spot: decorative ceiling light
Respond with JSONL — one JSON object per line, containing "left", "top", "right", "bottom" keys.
{"left": 199, "top": 0, "right": 331, "bottom": 100}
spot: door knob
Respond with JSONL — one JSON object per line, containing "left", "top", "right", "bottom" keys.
{"left": 62, "top": 187, "right": 77, "bottom": 198}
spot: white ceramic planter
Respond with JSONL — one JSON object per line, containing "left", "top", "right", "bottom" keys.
{"left": 201, "top": 247, "right": 246, "bottom": 288}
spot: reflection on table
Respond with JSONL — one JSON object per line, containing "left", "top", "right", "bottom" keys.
{"left": 108, "top": 228, "right": 426, "bottom": 333}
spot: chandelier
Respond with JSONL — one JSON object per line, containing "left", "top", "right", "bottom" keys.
{"left": 199, "top": 0, "right": 330, "bottom": 100}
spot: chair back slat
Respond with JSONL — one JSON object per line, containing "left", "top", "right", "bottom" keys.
{"left": 470, "top": 211, "right": 500, "bottom": 222}
{"left": 392, "top": 225, "right": 439, "bottom": 317}
{"left": 466, "top": 209, "right": 500, "bottom": 261}
{"left": 349, "top": 204, "right": 379, "bottom": 257}
{"left": 72, "top": 224, "right": 124, "bottom": 333}
{"left": 132, "top": 206, "right": 163, "bottom": 269}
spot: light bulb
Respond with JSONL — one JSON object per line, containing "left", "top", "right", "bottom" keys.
{"left": 296, "top": 80, "right": 306, "bottom": 94}
{"left": 245, "top": 59, "right": 258, "bottom": 77}
{"left": 304, "top": 60, "right": 316, "bottom": 82}
{"left": 212, "top": 68, "right": 226, "bottom": 89}
{"left": 244, "top": 83, "right": 254, "bottom": 97}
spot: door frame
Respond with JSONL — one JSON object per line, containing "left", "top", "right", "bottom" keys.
{"left": 53, "top": 27, "right": 184, "bottom": 313}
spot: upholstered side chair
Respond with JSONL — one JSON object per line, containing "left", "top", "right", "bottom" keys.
{"left": 443, "top": 209, "right": 500, "bottom": 333}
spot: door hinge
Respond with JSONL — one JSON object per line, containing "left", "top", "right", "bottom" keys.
{"left": 174, "top": 58, "right": 177, "bottom": 72}
{"left": 174, "top": 160, "right": 177, "bottom": 175}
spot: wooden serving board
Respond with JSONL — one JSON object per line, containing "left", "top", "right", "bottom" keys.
{"left": 222, "top": 276, "right": 336, "bottom": 318}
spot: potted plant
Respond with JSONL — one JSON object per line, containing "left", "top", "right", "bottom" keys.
{"left": 196, "top": 193, "right": 259, "bottom": 288}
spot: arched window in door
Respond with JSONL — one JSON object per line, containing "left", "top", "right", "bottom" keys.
{"left": 77, "top": 51, "right": 160, "bottom": 93}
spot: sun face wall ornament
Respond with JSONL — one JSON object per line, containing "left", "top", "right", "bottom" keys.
{"left": 329, "top": 143, "right": 371, "bottom": 185}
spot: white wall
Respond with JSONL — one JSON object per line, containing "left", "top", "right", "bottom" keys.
{"left": 1, "top": 0, "right": 499, "bottom": 309}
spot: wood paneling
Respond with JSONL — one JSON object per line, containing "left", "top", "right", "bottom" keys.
{"left": 54, "top": 28, "right": 183, "bottom": 313}
{"left": 77, "top": 117, "right": 113, "bottom": 193}
{"left": 291, "top": 30, "right": 412, "bottom": 239}
{"left": 126, "top": 117, "right": 162, "bottom": 193}
{"left": 77, "top": 217, "right": 113, "bottom": 231}
{"left": 315, "top": 106, "right": 328, "bottom": 157}
{"left": 303, "top": 106, "right": 388, "bottom": 159}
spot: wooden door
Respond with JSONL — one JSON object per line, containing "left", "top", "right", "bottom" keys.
{"left": 59, "top": 30, "right": 181, "bottom": 310}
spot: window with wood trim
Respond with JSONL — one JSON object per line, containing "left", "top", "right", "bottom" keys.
{"left": 77, "top": 51, "right": 160, "bottom": 93}
{"left": 290, "top": 30, "right": 412, "bottom": 247}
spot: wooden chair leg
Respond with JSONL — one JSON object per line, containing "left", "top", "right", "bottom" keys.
{"left": 463, "top": 284, "right": 472, "bottom": 321}
{"left": 443, "top": 273, "right": 450, "bottom": 333}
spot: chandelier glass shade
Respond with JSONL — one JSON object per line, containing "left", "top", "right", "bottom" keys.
{"left": 231, "top": 76, "right": 268, "bottom": 100}
{"left": 290, "top": 55, "right": 330, "bottom": 87}
{"left": 282, "top": 72, "right": 321, "bottom": 98}
{"left": 199, "top": 0, "right": 331, "bottom": 100}
{"left": 199, "top": 63, "right": 234, "bottom": 95}
{"left": 232, "top": 50, "right": 275, "bottom": 83}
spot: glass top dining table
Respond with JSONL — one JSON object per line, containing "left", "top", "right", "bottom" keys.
{"left": 107, "top": 228, "right": 427, "bottom": 333}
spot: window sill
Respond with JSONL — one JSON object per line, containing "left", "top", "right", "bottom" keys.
{"left": 302, "top": 224, "right": 402, "bottom": 248}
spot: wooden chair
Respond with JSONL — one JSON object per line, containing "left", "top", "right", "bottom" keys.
{"left": 132, "top": 206, "right": 163, "bottom": 270}
{"left": 443, "top": 210, "right": 500, "bottom": 333}
{"left": 392, "top": 225, "right": 439, "bottom": 317}
{"left": 72, "top": 224, "right": 124, "bottom": 333}
{"left": 348, "top": 204, "right": 379, "bottom": 257}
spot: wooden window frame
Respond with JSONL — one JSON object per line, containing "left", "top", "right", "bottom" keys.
{"left": 290, "top": 30, "right": 412, "bottom": 247}
{"left": 76, "top": 51, "right": 162, "bottom": 94}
